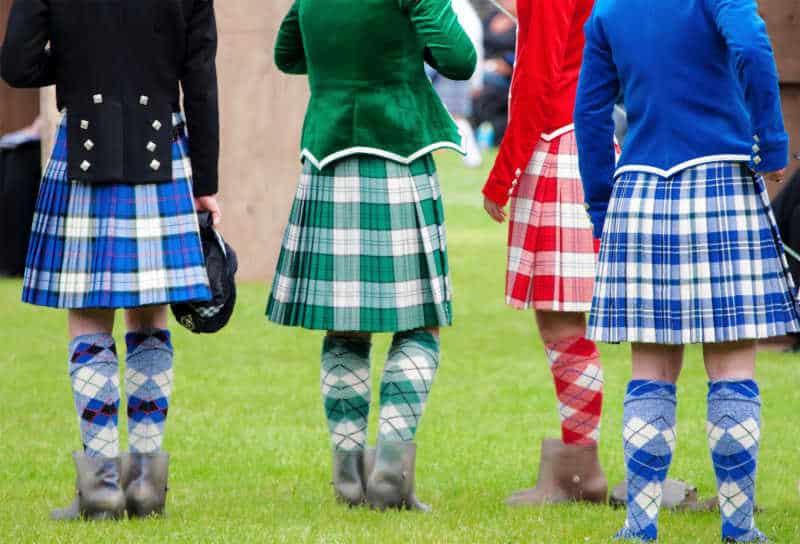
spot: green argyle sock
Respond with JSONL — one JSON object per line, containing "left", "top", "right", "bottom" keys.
{"left": 378, "top": 330, "right": 440, "bottom": 442}
{"left": 321, "top": 335, "right": 371, "bottom": 452}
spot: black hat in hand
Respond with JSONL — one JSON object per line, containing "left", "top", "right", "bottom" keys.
{"left": 171, "top": 212, "right": 238, "bottom": 333}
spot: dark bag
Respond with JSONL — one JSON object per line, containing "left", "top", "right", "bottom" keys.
{"left": 171, "top": 212, "right": 237, "bottom": 333}
{"left": 0, "top": 140, "right": 41, "bottom": 276}
{"left": 771, "top": 169, "right": 800, "bottom": 285}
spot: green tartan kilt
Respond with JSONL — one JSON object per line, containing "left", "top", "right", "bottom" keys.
{"left": 266, "top": 154, "right": 453, "bottom": 332}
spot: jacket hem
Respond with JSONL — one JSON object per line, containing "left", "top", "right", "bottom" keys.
{"left": 540, "top": 124, "right": 575, "bottom": 142}
{"left": 614, "top": 154, "right": 751, "bottom": 179}
{"left": 300, "top": 140, "right": 466, "bottom": 170}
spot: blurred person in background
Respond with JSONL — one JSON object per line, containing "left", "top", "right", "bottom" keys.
{"left": 471, "top": 0, "right": 516, "bottom": 145}
{"left": 428, "top": 0, "right": 484, "bottom": 167}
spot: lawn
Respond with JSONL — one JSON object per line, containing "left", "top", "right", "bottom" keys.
{"left": 1, "top": 152, "right": 799, "bottom": 543}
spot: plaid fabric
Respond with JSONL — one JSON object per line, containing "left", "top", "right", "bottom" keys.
{"left": 506, "top": 131, "right": 598, "bottom": 312}
{"left": 267, "top": 154, "right": 452, "bottom": 332}
{"left": 590, "top": 161, "right": 800, "bottom": 344}
{"left": 22, "top": 113, "right": 211, "bottom": 309}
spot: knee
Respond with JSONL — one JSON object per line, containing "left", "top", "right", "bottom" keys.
{"left": 536, "top": 312, "right": 587, "bottom": 346}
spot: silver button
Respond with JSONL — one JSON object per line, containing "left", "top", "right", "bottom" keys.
{"left": 754, "top": 156, "right": 762, "bottom": 165}
{"left": 80, "top": 160, "right": 91, "bottom": 172}
{"left": 150, "top": 159, "right": 161, "bottom": 171}
{"left": 83, "top": 139, "right": 94, "bottom": 151}
{"left": 146, "top": 141, "right": 157, "bottom": 152}
{"left": 152, "top": 120, "right": 162, "bottom": 131}
{"left": 507, "top": 189, "right": 513, "bottom": 196}
{"left": 93, "top": 94, "right": 103, "bottom": 104}
{"left": 752, "top": 144, "right": 760, "bottom": 153}
{"left": 512, "top": 179, "right": 518, "bottom": 186}
{"left": 80, "top": 120, "right": 89, "bottom": 130}
{"left": 515, "top": 168, "right": 522, "bottom": 177}
{"left": 139, "top": 95, "right": 150, "bottom": 106}
{"left": 754, "top": 135, "right": 760, "bottom": 143}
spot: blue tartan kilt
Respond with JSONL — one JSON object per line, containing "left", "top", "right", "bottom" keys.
{"left": 21, "top": 112, "right": 211, "bottom": 309}
{"left": 589, "top": 161, "right": 800, "bottom": 345}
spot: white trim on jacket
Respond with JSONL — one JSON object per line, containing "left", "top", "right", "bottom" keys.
{"left": 614, "top": 154, "right": 751, "bottom": 179}
{"left": 300, "top": 140, "right": 466, "bottom": 170}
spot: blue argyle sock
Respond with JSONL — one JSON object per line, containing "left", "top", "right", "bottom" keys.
{"left": 615, "top": 380, "right": 677, "bottom": 542}
{"left": 69, "top": 334, "right": 120, "bottom": 458}
{"left": 707, "top": 380, "right": 767, "bottom": 543}
{"left": 125, "top": 329, "right": 174, "bottom": 453}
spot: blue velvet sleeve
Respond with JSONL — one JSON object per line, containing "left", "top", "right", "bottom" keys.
{"left": 705, "top": 0, "right": 788, "bottom": 172}
{"left": 574, "top": 13, "right": 619, "bottom": 240}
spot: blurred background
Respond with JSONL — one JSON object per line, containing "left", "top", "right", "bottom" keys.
{"left": 0, "top": 0, "right": 798, "bottom": 283}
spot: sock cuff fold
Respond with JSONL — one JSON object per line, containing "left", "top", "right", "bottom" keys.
{"left": 125, "top": 328, "right": 172, "bottom": 352}
{"left": 392, "top": 329, "right": 440, "bottom": 351}
{"left": 625, "top": 379, "right": 677, "bottom": 405}
{"left": 323, "top": 334, "right": 372, "bottom": 359}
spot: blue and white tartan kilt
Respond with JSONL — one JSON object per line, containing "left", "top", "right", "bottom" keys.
{"left": 22, "top": 112, "right": 211, "bottom": 309}
{"left": 589, "top": 161, "right": 800, "bottom": 345}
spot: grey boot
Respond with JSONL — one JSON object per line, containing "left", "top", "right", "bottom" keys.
{"left": 332, "top": 450, "right": 366, "bottom": 506}
{"left": 121, "top": 452, "right": 169, "bottom": 518}
{"left": 366, "top": 441, "right": 430, "bottom": 512}
{"left": 610, "top": 479, "right": 721, "bottom": 512}
{"left": 50, "top": 452, "right": 126, "bottom": 521}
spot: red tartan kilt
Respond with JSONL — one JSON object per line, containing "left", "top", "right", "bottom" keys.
{"left": 505, "top": 130, "right": 597, "bottom": 311}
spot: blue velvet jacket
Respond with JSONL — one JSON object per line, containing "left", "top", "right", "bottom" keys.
{"left": 575, "top": 0, "right": 788, "bottom": 238}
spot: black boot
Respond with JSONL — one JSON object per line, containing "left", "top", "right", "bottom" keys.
{"left": 332, "top": 450, "right": 366, "bottom": 506}
{"left": 366, "top": 441, "right": 430, "bottom": 512}
{"left": 51, "top": 452, "right": 126, "bottom": 521}
{"left": 121, "top": 452, "right": 170, "bottom": 518}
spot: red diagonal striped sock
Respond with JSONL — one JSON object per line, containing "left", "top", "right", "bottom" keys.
{"left": 545, "top": 336, "right": 604, "bottom": 445}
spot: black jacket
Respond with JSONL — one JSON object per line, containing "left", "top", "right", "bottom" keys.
{"left": 0, "top": 0, "right": 219, "bottom": 196}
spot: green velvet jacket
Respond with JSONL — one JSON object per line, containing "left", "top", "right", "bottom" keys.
{"left": 275, "top": 0, "right": 477, "bottom": 169}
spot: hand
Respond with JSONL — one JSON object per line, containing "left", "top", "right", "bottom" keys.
{"left": 761, "top": 169, "right": 786, "bottom": 184}
{"left": 484, "top": 196, "right": 507, "bottom": 223}
{"left": 194, "top": 195, "right": 222, "bottom": 226}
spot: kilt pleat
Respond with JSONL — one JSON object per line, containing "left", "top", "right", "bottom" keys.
{"left": 589, "top": 161, "right": 800, "bottom": 344}
{"left": 506, "top": 131, "right": 597, "bottom": 311}
{"left": 22, "top": 113, "right": 211, "bottom": 309}
{"left": 267, "top": 154, "right": 452, "bottom": 332}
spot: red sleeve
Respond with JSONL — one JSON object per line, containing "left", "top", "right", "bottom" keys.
{"left": 482, "top": 0, "right": 577, "bottom": 206}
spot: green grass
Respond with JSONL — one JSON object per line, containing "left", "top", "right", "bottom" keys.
{"left": 1, "top": 152, "right": 800, "bottom": 543}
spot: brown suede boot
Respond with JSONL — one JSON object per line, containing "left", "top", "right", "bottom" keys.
{"left": 610, "top": 478, "right": 718, "bottom": 511}
{"left": 506, "top": 438, "right": 608, "bottom": 506}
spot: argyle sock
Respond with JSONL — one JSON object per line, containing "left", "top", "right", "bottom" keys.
{"left": 321, "top": 335, "right": 372, "bottom": 452}
{"left": 545, "top": 336, "right": 604, "bottom": 445}
{"left": 615, "top": 380, "right": 677, "bottom": 542}
{"left": 124, "top": 329, "right": 174, "bottom": 453}
{"left": 378, "top": 330, "right": 440, "bottom": 443}
{"left": 707, "top": 380, "right": 766, "bottom": 543}
{"left": 69, "top": 334, "right": 120, "bottom": 458}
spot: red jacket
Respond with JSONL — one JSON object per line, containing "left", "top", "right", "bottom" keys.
{"left": 483, "top": 0, "right": 595, "bottom": 206}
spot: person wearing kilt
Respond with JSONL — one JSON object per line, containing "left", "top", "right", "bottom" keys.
{"left": 1, "top": 0, "right": 220, "bottom": 521}
{"left": 482, "top": 0, "right": 609, "bottom": 506}
{"left": 575, "top": 0, "right": 797, "bottom": 541}
{"left": 268, "top": 0, "right": 476, "bottom": 510}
